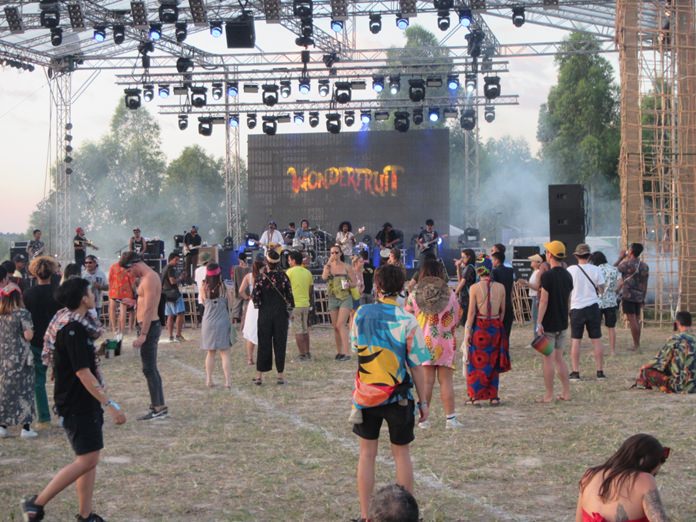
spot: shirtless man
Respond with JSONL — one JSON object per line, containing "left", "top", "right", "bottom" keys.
{"left": 119, "top": 252, "right": 168, "bottom": 420}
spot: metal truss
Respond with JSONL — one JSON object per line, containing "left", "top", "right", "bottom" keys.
{"left": 50, "top": 71, "right": 72, "bottom": 263}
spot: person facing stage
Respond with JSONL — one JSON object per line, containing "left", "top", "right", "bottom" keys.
{"left": 129, "top": 227, "right": 145, "bottom": 255}
{"left": 183, "top": 225, "right": 202, "bottom": 283}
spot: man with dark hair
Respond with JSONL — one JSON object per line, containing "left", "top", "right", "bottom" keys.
{"left": 416, "top": 218, "right": 440, "bottom": 265}
{"left": 368, "top": 484, "right": 419, "bottom": 522}
{"left": 351, "top": 264, "right": 429, "bottom": 521}
{"left": 119, "top": 252, "right": 167, "bottom": 421}
{"left": 491, "top": 251, "right": 514, "bottom": 341}
{"left": 183, "top": 225, "right": 202, "bottom": 283}
{"left": 616, "top": 242, "right": 650, "bottom": 350}
{"left": 286, "top": 250, "right": 313, "bottom": 361}
{"left": 26, "top": 229, "right": 45, "bottom": 259}
{"left": 162, "top": 252, "right": 186, "bottom": 343}
{"left": 82, "top": 255, "right": 108, "bottom": 319}
{"left": 12, "top": 253, "right": 29, "bottom": 289}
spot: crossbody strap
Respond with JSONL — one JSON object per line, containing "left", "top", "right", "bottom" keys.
{"left": 577, "top": 265, "right": 599, "bottom": 296}
{"left": 263, "top": 272, "right": 292, "bottom": 307}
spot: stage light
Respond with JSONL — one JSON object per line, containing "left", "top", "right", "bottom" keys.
{"left": 374, "top": 111, "right": 390, "bottom": 121}
{"left": 262, "top": 85, "right": 279, "bottom": 106}
{"left": 483, "top": 76, "right": 500, "bottom": 99}
{"left": 294, "top": 112, "right": 305, "bottom": 124}
{"left": 191, "top": 86, "right": 208, "bottom": 108}
{"left": 247, "top": 113, "right": 257, "bottom": 129}
{"left": 331, "top": 19, "right": 343, "bottom": 32}
{"left": 210, "top": 21, "right": 223, "bottom": 37}
{"left": 5, "top": 6, "right": 24, "bottom": 33}
{"left": 66, "top": 168, "right": 73, "bottom": 175}
{"left": 512, "top": 5, "right": 525, "bottom": 27}
{"left": 293, "top": 0, "right": 313, "bottom": 17}
{"left": 323, "top": 52, "right": 338, "bottom": 68}
{"left": 361, "top": 111, "right": 371, "bottom": 124}
{"left": 176, "top": 57, "right": 193, "bottom": 73}
{"left": 426, "top": 77, "right": 443, "bottom": 88}
{"left": 212, "top": 83, "right": 223, "bottom": 100}
{"left": 429, "top": 108, "right": 440, "bottom": 122}
{"left": 460, "top": 108, "right": 476, "bottom": 130}
{"left": 149, "top": 23, "right": 162, "bottom": 40}
{"left": 178, "top": 114, "right": 188, "bottom": 130}
{"left": 93, "top": 26, "right": 106, "bottom": 42}
{"left": 130, "top": 1, "right": 149, "bottom": 28}
{"left": 189, "top": 0, "right": 208, "bottom": 25}
{"left": 175, "top": 22, "right": 187, "bottom": 42}
{"left": 228, "top": 114, "right": 240, "bottom": 127}
{"left": 369, "top": 13, "right": 382, "bottom": 34}
{"left": 443, "top": 107, "right": 458, "bottom": 119}
{"left": 484, "top": 105, "right": 495, "bottom": 122}
{"left": 372, "top": 76, "right": 384, "bottom": 93}
{"left": 389, "top": 76, "right": 401, "bottom": 95}
{"left": 262, "top": 117, "right": 277, "bottom": 136}
{"left": 318, "top": 80, "right": 330, "bottom": 97}
{"left": 159, "top": 1, "right": 179, "bottom": 23}
{"left": 309, "top": 112, "right": 320, "bottom": 127}
{"left": 50, "top": 27, "right": 63, "bottom": 46}
{"left": 280, "top": 80, "right": 291, "bottom": 98}
{"left": 326, "top": 113, "right": 341, "bottom": 134}
{"left": 198, "top": 117, "right": 213, "bottom": 136}
{"left": 143, "top": 84, "right": 154, "bottom": 102}
{"left": 124, "top": 88, "right": 141, "bottom": 110}
{"left": 159, "top": 85, "right": 170, "bottom": 98}
{"left": 447, "top": 74, "right": 459, "bottom": 91}
{"left": 394, "top": 111, "right": 410, "bottom": 132}
{"left": 437, "top": 10, "right": 450, "bottom": 31}
{"left": 465, "top": 73, "right": 477, "bottom": 94}
{"left": 466, "top": 29, "right": 484, "bottom": 57}
{"left": 227, "top": 82, "right": 239, "bottom": 97}
{"left": 412, "top": 108, "right": 424, "bottom": 125}
{"left": 243, "top": 84, "right": 258, "bottom": 93}
{"left": 345, "top": 111, "right": 355, "bottom": 127}
{"left": 40, "top": 3, "right": 60, "bottom": 29}
{"left": 142, "top": 54, "right": 151, "bottom": 69}
{"left": 112, "top": 24, "right": 125, "bottom": 44}
{"left": 298, "top": 77, "right": 311, "bottom": 95}
{"left": 396, "top": 14, "right": 409, "bottom": 30}
{"left": 408, "top": 79, "right": 425, "bottom": 102}
{"left": 334, "top": 82, "right": 352, "bottom": 104}
{"left": 458, "top": 8, "right": 473, "bottom": 27}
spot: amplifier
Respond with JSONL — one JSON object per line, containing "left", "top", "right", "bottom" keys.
{"left": 512, "top": 259, "right": 533, "bottom": 282}
{"left": 145, "top": 240, "right": 165, "bottom": 258}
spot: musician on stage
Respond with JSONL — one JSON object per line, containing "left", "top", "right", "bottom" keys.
{"left": 335, "top": 221, "right": 356, "bottom": 258}
{"left": 259, "top": 221, "right": 284, "bottom": 251}
{"left": 375, "top": 223, "right": 400, "bottom": 265}
{"left": 26, "top": 229, "right": 45, "bottom": 259}
{"left": 416, "top": 219, "right": 440, "bottom": 264}
{"left": 283, "top": 222, "right": 297, "bottom": 246}
{"left": 183, "top": 225, "right": 202, "bottom": 283}
{"left": 295, "top": 219, "right": 314, "bottom": 241}
{"left": 73, "top": 227, "right": 97, "bottom": 266}
{"left": 129, "top": 227, "right": 146, "bottom": 254}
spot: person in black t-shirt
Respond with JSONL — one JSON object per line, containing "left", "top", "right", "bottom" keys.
{"left": 536, "top": 240, "right": 573, "bottom": 403}
{"left": 21, "top": 278, "right": 126, "bottom": 522}
{"left": 360, "top": 250, "right": 375, "bottom": 304}
{"left": 183, "top": 225, "right": 202, "bottom": 283}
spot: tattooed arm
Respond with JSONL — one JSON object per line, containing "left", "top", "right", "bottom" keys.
{"left": 643, "top": 489, "right": 668, "bottom": 522}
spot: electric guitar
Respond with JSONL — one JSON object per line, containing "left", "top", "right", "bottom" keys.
{"left": 336, "top": 226, "right": 366, "bottom": 248}
{"left": 416, "top": 234, "right": 447, "bottom": 253}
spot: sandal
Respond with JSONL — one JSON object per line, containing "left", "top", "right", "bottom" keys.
{"left": 252, "top": 377, "right": 262, "bottom": 386}
{"left": 489, "top": 398, "right": 501, "bottom": 407}
{"left": 276, "top": 378, "right": 286, "bottom": 385}
{"left": 464, "top": 399, "right": 481, "bottom": 408}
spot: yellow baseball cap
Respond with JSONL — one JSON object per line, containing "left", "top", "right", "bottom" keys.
{"left": 544, "top": 240, "right": 566, "bottom": 259}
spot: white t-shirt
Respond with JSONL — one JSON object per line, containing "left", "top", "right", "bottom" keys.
{"left": 567, "top": 263, "right": 605, "bottom": 310}
{"left": 528, "top": 269, "right": 540, "bottom": 298}
{"left": 194, "top": 265, "right": 207, "bottom": 304}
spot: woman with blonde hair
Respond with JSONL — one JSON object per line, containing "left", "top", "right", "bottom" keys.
{"left": 322, "top": 245, "right": 356, "bottom": 361}
{"left": 200, "top": 263, "right": 235, "bottom": 388}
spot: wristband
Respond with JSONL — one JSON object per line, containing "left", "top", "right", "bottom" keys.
{"left": 417, "top": 401, "right": 428, "bottom": 408}
{"left": 104, "top": 400, "right": 121, "bottom": 411}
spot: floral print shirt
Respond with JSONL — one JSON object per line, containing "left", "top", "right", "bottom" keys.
{"left": 640, "top": 332, "right": 696, "bottom": 393}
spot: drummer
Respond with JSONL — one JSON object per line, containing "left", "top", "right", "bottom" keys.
{"left": 375, "top": 222, "right": 400, "bottom": 265}
{"left": 259, "top": 221, "right": 284, "bottom": 252}
{"left": 335, "top": 221, "right": 356, "bottom": 258}
{"left": 295, "top": 219, "right": 314, "bottom": 242}
{"left": 283, "top": 222, "right": 296, "bottom": 246}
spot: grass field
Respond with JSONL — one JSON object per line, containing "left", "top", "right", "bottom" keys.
{"left": 1, "top": 323, "right": 694, "bottom": 521}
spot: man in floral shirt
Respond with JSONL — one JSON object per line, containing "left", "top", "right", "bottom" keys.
{"left": 615, "top": 243, "right": 649, "bottom": 350}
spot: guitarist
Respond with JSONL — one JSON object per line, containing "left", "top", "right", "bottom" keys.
{"left": 26, "top": 229, "right": 46, "bottom": 259}
{"left": 335, "top": 221, "right": 366, "bottom": 258}
{"left": 73, "top": 227, "right": 98, "bottom": 266}
{"left": 416, "top": 219, "right": 440, "bottom": 264}
{"left": 183, "top": 225, "right": 202, "bottom": 283}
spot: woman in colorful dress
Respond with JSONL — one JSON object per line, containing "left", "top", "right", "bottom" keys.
{"left": 200, "top": 263, "right": 234, "bottom": 388}
{"left": 322, "top": 245, "right": 356, "bottom": 361}
{"left": 405, "top": 258, "right": 462, "bottom": 428}
{"left": 463, "top": 256, "right": 510, "bottom": 406}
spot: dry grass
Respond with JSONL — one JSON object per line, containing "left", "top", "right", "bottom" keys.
{"left": 1, "top": 323, "right": 695, "bottom": 521}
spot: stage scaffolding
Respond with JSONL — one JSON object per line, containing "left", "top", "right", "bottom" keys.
{"left": 617, "top": 0, "right": 696, "bottom": 325}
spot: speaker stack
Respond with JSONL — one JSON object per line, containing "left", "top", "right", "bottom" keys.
{"left": 548, "top": 184, "right": 586, "bottom": 258}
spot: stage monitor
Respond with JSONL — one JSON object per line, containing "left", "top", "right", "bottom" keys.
{"left": 247, "top": 129, "right": 450, "bottom": 240}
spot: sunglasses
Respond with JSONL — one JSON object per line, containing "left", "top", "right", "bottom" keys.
{"left": 660, "top": 447, "right": 671, "bottom": 463}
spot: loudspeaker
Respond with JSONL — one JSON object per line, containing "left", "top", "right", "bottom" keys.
{"left": 226, "top": 13, "right": 255, "bottom": 48}
{"left": 549, "top": 184, "right": 584, "bottom": 212}
{"left": 549, "top": 185, "right": 585, "bottom": 237}
{"left": 10, "top": 247, "right": 27, "bottom": 262}
{"left": 512, "top": 245, "right": 540, "bottom": 260}
{"left": 145, "top": 240, "right": 164, "bottom": 258}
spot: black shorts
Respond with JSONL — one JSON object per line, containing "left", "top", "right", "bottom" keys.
{"left": 63, "top": 410, "right": 104, "bottom": 456}
{"left": 352, "top": 400, "right": 415, "bottom": 446}
{"left": 622, "top": 300, "right": 642, "bottom": 315}
{"left": 570, "top": 304, "right": 602, "bottom": 340}
{"left": 600, "top": 306, "right": 618, "bottom": 328}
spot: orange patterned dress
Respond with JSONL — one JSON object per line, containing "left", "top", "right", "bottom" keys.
{"left": 108, "top": 262, "right": 135, "bottom": 300}
{"left": 405, "top": 289, "right": 461, "bottom": 368}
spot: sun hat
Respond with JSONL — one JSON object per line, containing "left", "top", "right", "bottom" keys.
{"left": 544, "top": 240, "right": 566, "bottom": 259}
{"left": 414, "top": 276, "right": 451, "bottom": 315}
{"left": 198, "top": 252, "right": 212, "bottom": 265}
{"left": 573, "top": 243, "right": 592, "bottom": 256}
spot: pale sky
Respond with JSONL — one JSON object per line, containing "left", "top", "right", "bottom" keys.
{"left": 0, "top": 13, "right": 614, "bottom": 233}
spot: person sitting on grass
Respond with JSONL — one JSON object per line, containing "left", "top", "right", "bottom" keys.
{"left": 368, "top": 483, "right": 419, "bottom": 522}
{"left": 634, "top": 310, "right": 696, "bottom": 394}
{"left": 576, "top": 433, "right": 669, "bottom": 522}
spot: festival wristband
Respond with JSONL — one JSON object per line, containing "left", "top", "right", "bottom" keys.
{"left": 417, "top": 401, "right": 428, "bottom": 408}
{"left": 103, "top": 400, "right": 121, "bottom": 411}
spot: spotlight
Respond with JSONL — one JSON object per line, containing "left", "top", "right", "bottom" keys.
{"left": 443, "top": 107, "right": 458, "bottom": 119}
{"left": 426, "top": 77, "right": 443, "bottom": 88}
{"left": 512, "top": 5, "right": 525, "bottom": 27}
{"left": 345, "top": 111, "right": 355, "bottom": 127}
{"left": 429, "top": 108, "right": 440, "bottom": 122}
{"left": 437, "top": 10, "right": 450, "bottom": 31}
{"left": 369, "top": 13, "right": 382, "bottom": 34}
{"left": 159, "top": 85, "right": 170, "bottom": 98}
{"left": 247, "top": 113, "right": 257, "bottom": 129}
{"left": 113, "top": 24, "right": 125, "bottom": 44}
{"left": 5, "top": 6, "right": 24, "bottom": 33}
{"left": 372, "top": 75, "right": 384, "bottom": 93}
{"left": 191, "top": 87, "right": 208, "bottom": 108}
{"left": 408, "top": 79, "right": 425, "bottom": 102}
{"left": 326, "top": 113, "right": 341, "bottom": 134}
{"left": 466, "top": 29, "right": 484, "bottom": 57}
{"left": 334, "top": 82, "right": 352, "bottom": 104}
{"left": 294, "top": 112, "right": 304, "bottom": 124}
{"left": 318, "top": 80, "right": 330, "bottom": 96}
{"left": 40, "top": 6, "right": 60, "bottom": 29}
{"left": 293, "top": 0, "right": 313, "bottom": 18}
{"left": 159, "top": 1, "right": 179, "bottom": 23}
{"left": 124, "top": 88, "right": 141, "bottom": 110}
{"left": 175, "top": 22, "right": 187, "bottom": 42}
{"left": 323, "top": 52, "right": 338, "bottom": 68}
{"left": 227, "top": 82, "right": 239, "bottom": 97}
{"left": 228, "top": 114, "right": 240, "bottom": 127}
{"left": 142, "top": 54, "right": 151, "bottom": 69}
{"left": 484, "top": 105, "right": 495, "bottom": 123}
{"left": 262, "top": 117, "right": 277, "bottom": 136}
{"left": 198, "top": 117, "right": 213, "bottom": 136}
{"left": 458, "top": 8, "right": 473, "bottom": 27}
{"left": 447, "top": 74, "right": 459, "bottom": 91}
{"left": 176, "top": 57, "right": 193, "bottom": 73}
{"left": 280, "top": 80, "right": 291, "bottom": 98}
{"left": 483, "top": 76, "right": 500, "bottom": 99}
{"left": 93, "top": 26, "right": 106, "bottom": 42}
{"left": 460, "top": 108, "right": 476, "bottom": 130}
{"left": 178, "top": 114, "right": 188, "bottom": 130}
{"left": 299, "top": 77, "right": 311, "bottom": 95}
{"left": 149, "top": 23, "right": 162, "bottom": 41}
{"left": 143, "top": 84, "right": 154, "bottom": 102}
{"left": 212, "top": 83, "right": 223, "bottom": 100}
{"left": 394, "top": 111, "right": 410, "bottom": 132}
{"left": 465, "top": 74, "right": 477, "bottom": 94}
{"left": 389, "top": 75, "right": 400, "bottom": 94}
{"left": 331, "top": 19, "right": 343, "bottom": 32}
{"left": 50, "top": 27, "right": 63, "bottom": 46}
{"left": 210, "top": 21, "right": 223, "bottom": 37}
{"left": 262, "top": 85, "right": 279, "bottom": 106}
{"left": 412, "top": 108, "right": 424, "bottom": 125}
{"left": 374, "top": 111, "right": 390, "bottom": 121}
{"left": 361, "top": 111, "right": 371, "bottom": 124}
{"left": 66, "top": 168, "right": 73, "bottom": 175}
{"left": 396, "top": 13, "right": 409, "bottom": 30}
{"left": 309, "top": 112, "right": 320, "bottom": 127}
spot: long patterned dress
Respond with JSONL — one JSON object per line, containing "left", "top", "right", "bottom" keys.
{"left": 0, "top": 309, "right": 35, "bottom": 426}
{"left": 466, "top": 280, "right": 511, "bottom": 400}
{"left": 405, "top": 290, "right": 461, "bottom": 368}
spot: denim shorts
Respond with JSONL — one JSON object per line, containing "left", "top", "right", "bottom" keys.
{"left": 165, "top": 296, "right": 185, "bottom": 316}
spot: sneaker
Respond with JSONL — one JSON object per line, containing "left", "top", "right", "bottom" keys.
{"left": 137, "top": 407, "right": 168, "bottom": 421}
{"left": 297, "top": 353, "right": 308, "bottom": 362}
{"left": 446, "top": 417, "right": 464, "bottom": 429}
{"left": 334, "top": 353, "right": 341, "bottom": 361}
{"left": 569, "top": 371, "right": 581, "bottom": 381}
{"left": 0, "top": 426, "right": 7, "bottom": 438}
{"left": 169, "top": 336, "right": 176, "bottom": 343}
{"left": 21, "top": 428, "right": 38, "bottom": 439}
{"left": 596, "top": 370, "right": 606, "bottom": 379}
{"left": 76, "top": 513, "right": 105, "bottom": 522}
{"left": 418, "top": 420, "right": 431, "bottom": 429}
{"left": 175, "top": 335, "right": 186, "bottom": 342}
{"left": 20, "top": 495, "right": 45, "bottom": 521}
{"left": 338, "top": 354, "right": 351, "bottom": 361}
{"left": 305, "top": 353, "right": 312, "bottom": 360}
